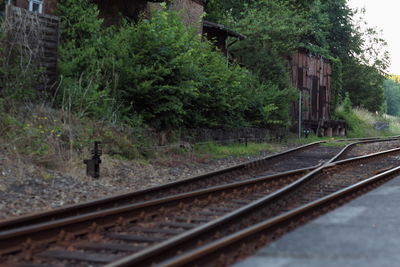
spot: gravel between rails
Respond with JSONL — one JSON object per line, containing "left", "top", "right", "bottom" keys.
{"left": 0, "top": 140, "right": 399, "bottom": 220}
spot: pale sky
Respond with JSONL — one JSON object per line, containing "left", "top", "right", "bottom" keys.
{"left": 347, "top": 0, "right": 400, "bottom": 74}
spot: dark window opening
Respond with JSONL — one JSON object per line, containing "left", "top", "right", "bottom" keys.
{"left": 32, "top": 3, "right": 40, "bottom": 12}
{"left": 319, "top": 86, "right": 326, "bottom": 119}
{"left": 297, "top": 67, "right": 303, "bottom": 88}
{"left": 311, "top": 76, "right": 318, "bottom": 120}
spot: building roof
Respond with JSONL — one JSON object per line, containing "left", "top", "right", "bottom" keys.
{"left": 203, "top": 20, "right": 246, "bottom": 40}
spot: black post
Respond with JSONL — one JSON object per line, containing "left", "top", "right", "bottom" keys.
{"left": 84, "top": 141, "right": 102, "bottom": 178}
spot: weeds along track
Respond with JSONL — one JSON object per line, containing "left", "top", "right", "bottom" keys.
{"left": 1, "top": 138, "right": 400, "bottom": 265}
{"left": 0, "top": 137, "right": 399, "bottom": 232}
{"left": 0, "top": 141, "right": 339, "bottom": 231}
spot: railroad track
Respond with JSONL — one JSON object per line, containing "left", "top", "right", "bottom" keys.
{"left": 0, "top": 141, "right": 339, "bottom": 232}
{"left": 152, "top": 164, "right": 400, "bottom": 267}
{"left": 0, "top": 136, "right": 394, "bottom": 232}
{"left": 108, "top": 146, "right": 400, "bottom": 267}
{"left": 1, "top": 138, "right": 400, "bottom": 265}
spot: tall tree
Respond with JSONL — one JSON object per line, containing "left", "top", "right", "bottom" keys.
{"left": 205, "top": 0, "right": 254, "bottom": 23}
{"left": 384, "top": 79, "right": 400, "bottom": 116}
{"left": 205, "top": 0, "right": 390, "bottom": 116}
{"left": 341, "top": 9, "right": 389, "bottom": 111}
{"left": 322, "top": 0, "right": 362, "bottom": 59}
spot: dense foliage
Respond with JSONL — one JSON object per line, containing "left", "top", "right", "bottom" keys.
{"left": 1, "top": 0, "right": 392, "bottom": 137}
{"left": 384, "top": 78, "right": 400, "bottom": 116}
{"left": 207, "top": 0, "right": 390, "bottom": 113}
{"left": 56, "top": 0, "right": 287, "bottom": 131}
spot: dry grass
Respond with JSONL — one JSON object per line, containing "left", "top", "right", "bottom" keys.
{"left": 353, "top": 107, "right": 379, "bottom": 126}
{"left": 383, "top": 114, "right": 400, "bottom": 135}
{"left": 0, "top": 103, "right": 145, "bottom": 180}
{"left": 336, "top": 104, "right": 400, "bottom": 138}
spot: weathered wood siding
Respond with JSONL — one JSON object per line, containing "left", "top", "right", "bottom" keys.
{"left": 291, "top": 50, "right": 332, "bottom": 122}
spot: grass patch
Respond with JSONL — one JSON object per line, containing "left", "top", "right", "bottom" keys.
{"left": 193, "top": 142, "right": 282, "bottom": 160}
{"left": 383, "top": 114, "right": 400, "bottom": 136}
{"left": 0, "top": 104, "right": 150, "bottom": 170}
{"left": 287, "top": 133, "right": 345, "bottom": 146}
{"left": 335, "top": 106, "right": 394, "bottom": 138}
{"left": 320, "top": 141, "right": 349, "bottom": 147}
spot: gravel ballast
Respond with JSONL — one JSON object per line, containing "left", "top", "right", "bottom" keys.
{"left": 1, "top": 140, "right": 399, "bottom": 220}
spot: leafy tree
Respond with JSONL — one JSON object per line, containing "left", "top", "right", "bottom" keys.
{"left": 341, "top": 8, "right": 389, "bottom": 111}
{"left": 343, "top": 61, "right": 385, "bottom": 112}
{"left": 55, "top": 0, "right": 391, "bottom": 132}
{"left": 56, "top": 2, "right": 282, "bottom": 130}
{"left": 56, "top": 0, "right": 120, "bottom": 119}
{"left": 322, "top": 0, "right": 362, "bottom": 59}
{"left": 224, "top": 1, "right": 302, "bottom": 123}
{"left": 390, "top": 75, "right": 400, "bottom": 83}
{"left": 111, "top": 8, "right": 283, "bottom": 129}
{"left": 205, "top": 0, "right": 254, "bottom": 23}
{"left": 57, "top": 0, "right": 105, "bottom": 76}
{"left": 384, "top": 79, "right": 400, "bottom": 116}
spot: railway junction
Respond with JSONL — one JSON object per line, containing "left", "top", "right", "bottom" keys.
{"left": 1, "top": 137, "right": 400, "bottom": 266}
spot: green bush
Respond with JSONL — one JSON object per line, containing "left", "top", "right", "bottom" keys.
{"left": 56, "top": 2, "right": 289, "bottom": 131}
{"left": 56, "top": 0, "right": 119, "bottom": 120}
{"left": 106, "top": 8, "right": 261, "bottom": 130}
{"left": 335, "top": 107, "right": 366, "bottom": 138}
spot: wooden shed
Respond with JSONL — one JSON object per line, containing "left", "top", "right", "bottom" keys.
{"left": 202, "top": 20, "right": 245, "bottom": 57}
{"left": 290, "top": 49, "right": 346, "bottom": 137}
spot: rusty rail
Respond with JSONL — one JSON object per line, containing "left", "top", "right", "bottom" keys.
{"left": 105, "top": 146, "right": 400, "bottom": 267}
{"left": 0, "top": 166, "right": 314, "bottom": 256}
{"left": 0, "top": 141, "right": 325, "bottom": 232}
{"left": 1, "top": 137, "right": 397, "bottom": 233}
{"left": 2, "top": 137, "right": 400, "bottom": 265}
{"left": 154, "top": 166, "right": 400, "bottom": 267}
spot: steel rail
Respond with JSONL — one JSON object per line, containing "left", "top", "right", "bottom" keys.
{"left": 331, "top": 135, "right": 400, "bottom": 143}
{"left": 0, "top": 141, "right": 324, "bottom": 232}
{"left": 327, "top": 136, "right": 400, "bottom": 163}
{"left": 0, "top": 166, "right": 315, "bottom": 255}
{"left": 2, "top": 137, "right": 398, "bottom": 234}
{"left": 1, "top": 139, "right": 399, "bottom": 258}
{"left": 155, "top": 166, "right": 400, "bottom": 267}
{"left": 0, "top": 140, "right": 397, "bottom": 266}
{"left": 104, "top": 146, "right": 400, "bottom": 267}
{"left": 1, "top": 137, "right": 398, "bottom": 234}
